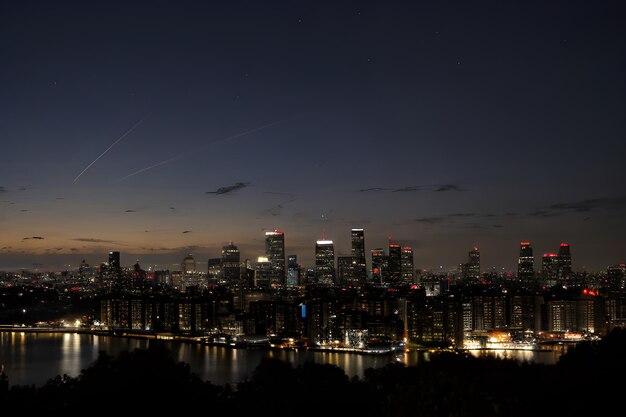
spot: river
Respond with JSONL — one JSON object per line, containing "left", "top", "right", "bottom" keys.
{"left": 0, "top": 331, "right": 565, "bottom": 387}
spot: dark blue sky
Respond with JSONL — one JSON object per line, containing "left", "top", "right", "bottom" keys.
{"left": 1, "top": 0, "right": 625, "bottom": 272}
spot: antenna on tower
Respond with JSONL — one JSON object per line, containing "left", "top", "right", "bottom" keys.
{"left": 322, "top": 227, "right": 326, "bottom": 240}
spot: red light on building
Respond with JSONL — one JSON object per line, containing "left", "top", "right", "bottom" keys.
{"left": 473, "top": 246, "right": 478, "bottom": 251}
{"left": 389, "top": 243, "right": 400, "bottom": 248}
{"left": 373, "top": 267, "right": 379, "bottom": 274}
{"left": 520, "top": 241, "right": 530, "bottom": 246}
{"left": 583, "top": 288, "right": 588, "bottom": 294}
{"left": 543, "top": 253, "right": 558, "bottom": 258}
{"left": 560, "top": 243, "right": 569, "bottom": 247}
{"left": 410, "top": 284, "right": 418, "bottom": 290}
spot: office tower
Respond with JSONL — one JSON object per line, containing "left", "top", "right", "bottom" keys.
{"left": 286, "top": 254, "right": 299, "bottom": 287}
{"left": 265, "top": 230, "right": 286, "bottom": 286}
{"left": 221, "top": 241, "right": 241, "bottom": 286}
{"left": 388, "top": 242, "right": 402, "bottom": 284}
{"left": 350, "top": 229, "right": 367, "bottom": 283}
{"left": 371, "top": 248, "right": 386, "bottom": 283}
{"left": 255, "top": 256, "right": 273, "bottom": 289}
{"left": 315, "top": 240, "right": 336, "bottom": 285}
{"left": 556, "top": 243, "right": 572, "bottom": 280}
{"left": 207, "top": 258, "right": 222, "bottom": 284}
{"left": 401, "top": 246, "right": 414, "bottom": 284}
{"left": 517, "top": 241, "right": 535, "bottom": 283}
{"left": 108, "top": 251, "right": 121, "bottom": 271}
{"left": 462, "top": 247, "right": 480, "bottom": 282}
{"left": 607, "top": 264, "right": 626, "bottom": 289}
{"left": 542, "top": 253, "right": 558, "bottom": 287}
{"left": 337, "top": 256, "right": 353, "bottom": 286}
{"left": 181, "top": 253, "right": 196, "bottom": 274}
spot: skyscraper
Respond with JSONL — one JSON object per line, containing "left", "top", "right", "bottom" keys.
{"left": 315, "top": 240, "right": 335, "bottom": 285}
{"left": 518, "top": 241, "right": 535, "bottom": 283}
{"left": 401, "top": 246, "right": 414, "bottom": 284}
{"left": 337, "top": 256, "right": 353, "bottom": 286}
{"left": 108, "top": 251, "right": 120, "bottom": 271}
{"left": 556, "top": 243, "right": 572, "bottom": 280}
{"left": 265, "top": 230, "right": 286, "bottom": 287}
{"left": 181, "top": 253, "right": 196, "bottom": 274}
{"left": 387, "top": 242, "right": 402, "bottom": 284}
{"left": 286, "top": 254, "right": 299, "bottom": 287}
{"left": 462, "top": 247, "right": 480, "bottom": 282}
{"left": 255, "top": 256, "right": 272, "bottom": 289}
{"left": 221, "top": 241, "right": 241, "bottom": 286}
{"left": 542, "top": 253, "right": 558, "bottom": 287}
{"left": 371, "top": 248, "right": 386, "bottom": 283}
{"left": 350, "top": 229, "right": 366, "bottom": 283}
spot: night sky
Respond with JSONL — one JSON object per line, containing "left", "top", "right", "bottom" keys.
{"left": 1, "top": 1, "right": 625, "bottom": 272}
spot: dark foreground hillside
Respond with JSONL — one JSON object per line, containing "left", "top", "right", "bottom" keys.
{"left": 2, "top": 329, "right": 626, "bottom": 416}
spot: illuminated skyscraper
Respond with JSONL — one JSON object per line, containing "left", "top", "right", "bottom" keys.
{"left": 108, "top": 251, "right": 120, "bottom": 271}
{"left": 388, "top": 242, "right": 402, "bottom": 284}
{"left": 371, "top": 248, "right": 386, "bottom": 283}
{"left": 462, "top": 247, "right": 480, "bottom": 282}
{"left": 181, "top": 253, "right": 196, "bottom": 274}
{"left": 542, "top": 253, "right": 558, "bottom": 287}
{"left": 337, "top": 256, "right": 353, "bottom": 286}
{"left": 315, "top": 240, "right": 335, "bottom": 285}
{"left": 556, "top": 243, "right": 572, "bottom": 280}
{"left": 350, "top": 229, "right": 367, "bottom": 283}
{"left": 265, "top": 230, "right": 286, "bottom": 287}
{"left": 286, "top": 254, "right": 299, "bottom": 287}
{"left": 401, "top": 246, "right": 414, "bottom": 284}
{"left": 518, "top": 241, "right": 535, "bottom": 283}
{"left": 255, "top": 256, "right": 272, "bottom": 289}
{"left": 221, "top": 241, "right": 240, "bottom": 286}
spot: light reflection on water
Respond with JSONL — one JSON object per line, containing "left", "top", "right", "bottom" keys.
{"left": 0, "top": 332, "right": 565, "bottom": 387}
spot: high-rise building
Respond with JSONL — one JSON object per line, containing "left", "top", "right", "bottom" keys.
{"left": 108, "top": 251, "right": 121, "bottom": 271}
{"left": 255, "top": 256, "right": 273, "bottom": 289}
{"left": 607, "top": 264, "right": 626, "bottom": 289}
{"left": 401, "top": 246, "right": 414, "bottom": 284}
{"left": 286, "top": 255, "right": 299, "bottom": 287}
{"left": 542, "top": 253, "right": 558, "bottom": 287}
{"left": 265, "top": 231, "right": 286, "bottom": 287}
{"left": 462, "top": 247, "right": 480, "bottom": 282}
{"left": 221, "top": 241, "right": 240, "bottom": 286}
{"left": 371, "top": 248, "right": 386, "bottom": 283}
{"left": 517, "top": 241, "right": 535, "bottom": 283}
{"left": 315, "top": 240, "right": 335, "bottom": 285}
{"left": 556, "top": 243, "right": 572, "bottom": 280}
{"left": 388, "top": 242, "right": 402, "bottom": 284}
{"left": 350, "top": 229, "right": 367, "bottom": 283}
{"left": 207, "top": 258, "right": 222, "bottom": 284}
{"left": 181, "top": 253, "right": 196, "bottom": 274}
{"left": 337, "top": 256, "right": 353, "bottom": 286}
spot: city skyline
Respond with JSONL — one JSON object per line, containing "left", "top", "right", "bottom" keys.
{"left": 1, "top": 1, "right": 625, "bottom": 272}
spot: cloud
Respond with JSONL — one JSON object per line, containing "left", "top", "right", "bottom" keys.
{"left": 0, "top": 186, "right": 6, "bottom": 193}
{"left": 182, "top": 230, "right": 193, "bottom": 234}
{"left": 125, "top": 209, "right": 136, "bottom": 213}
{"left": 392, "top": 186, "right": 423, "bottom": 192}
{"left": 359, "top": 187, "right": 389, "bottom": 192}
{"left": 23, "top": 236, "right": 44, "bottom": 240}
{"left": 207, "top": 182, "right": 251, "bottom": 195}
{"left": 72, "top": 238, "right": 119, "bottom": 244}
{"left": 413, "top": 217, "right": 445, "bottom": 224}
{"left": 549, "top": 197, "right": 626, "bottom": 212}
{"left": 447, "top": 213, "right": 475, "bottom": 217}
{"left": 360, "top": 184, "right": 466, "bottom": 193}
{"left": 527, "top": 210, "right": 561, "bottom": 218}
{"left": 434, "top": 184, "right": 464, "bottom": 192}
